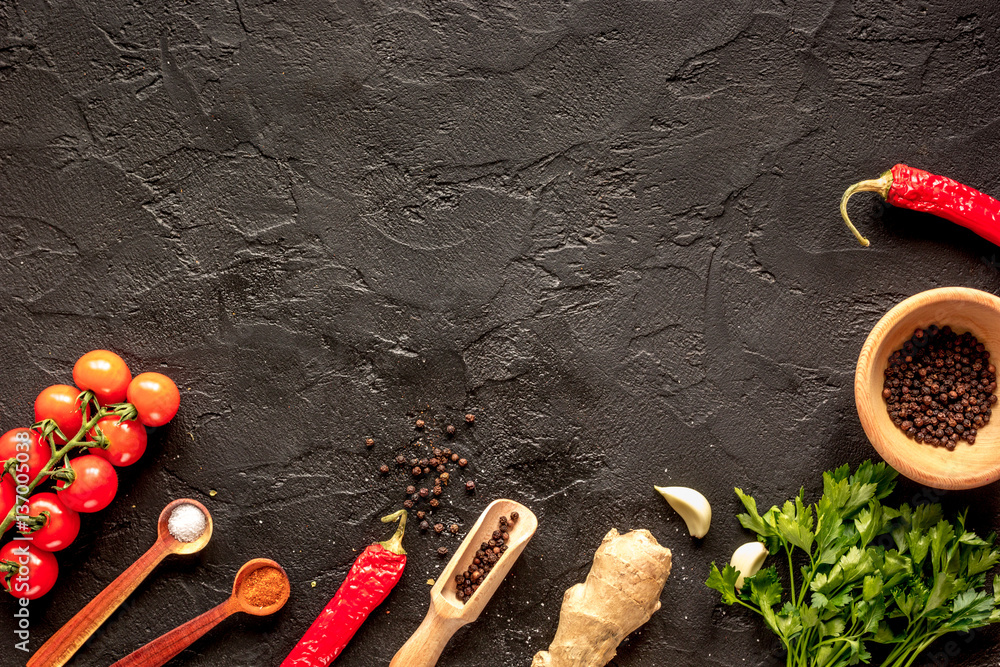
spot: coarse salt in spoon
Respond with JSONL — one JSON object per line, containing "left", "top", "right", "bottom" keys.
{"left": 29, "top": 498, "right": 213, "bottom": 667}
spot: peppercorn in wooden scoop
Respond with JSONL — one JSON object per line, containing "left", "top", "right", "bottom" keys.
{"left": 390, "top": 499, "right": 538, "bottom": 667}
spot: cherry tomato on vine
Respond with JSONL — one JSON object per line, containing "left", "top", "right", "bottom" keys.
{"left": 20, "top": 493, "right": 80, "bottom": 552}
{"left": 56, "top": 455, "right": 117, "bottom": 513}
{"left": 89, "top": 417, "right": 147, "bottom": 467}
{"left": 0, "top": 428, "right": 48, "bottom": 484}
{"left": 73, "top": 350, "right": 132, "bottom": 405}
{"left": 35, "top": 385, "right": 86, "bottom": 444}
{"left": 127, "top": 372, "right": 180, "bottom": 427}
{"left": 0, "top": 478, "right": 14, "bottom": 533}
{"left": 0, "top": 542, "right": 58, "bottom": 599}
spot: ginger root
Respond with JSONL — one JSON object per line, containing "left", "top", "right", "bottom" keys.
{"left": 531, "top": 528, "right": 672, "bottom": 667}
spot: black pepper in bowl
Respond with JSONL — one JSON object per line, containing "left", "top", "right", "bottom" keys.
{"left": 883, "top": 325, "right": 996, "bottom": 450}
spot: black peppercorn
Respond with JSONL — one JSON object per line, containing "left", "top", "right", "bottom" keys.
{"left": 403, "top": 499, "right": 414, "bottom": 509}
{"left": 449, "top": 524, "right": 459, "bottom": 534}
{"left": 465, "top": 480, "right": 476, "bottom": 492}
{"left": 437, "top": 546, "right": 449, "bottom": 556}
{"left": 465, "top": 413, "right": 475, "bottom": 423}
{"left": 446, "top": 424, "right": 456, "bottom": 436}
{"left": 416, "top": 419, "right": 426, "bottom": 429}
{"left": 419, "top": 488, "right": 430, "bottom": 498}
{"left": 429, "top": 498, "right": 440, "bottom": 508}
{"left": 395, "top": 455, "right": 407, "bottom": 466}
{"left": 412, "top": 466, "right": 422, "bottom": 476}
{"left": 419, "top": 521, "right": 430, "bottom": 531}
{"left": 434, "top": 523, "right": 445, "bottom": 534}
{"left": 379, "top": 464, "right": 389, "bottom": 474}
{"left": 365, "top": 438, "right": 375, "bottom": 448}
{"left": 459, "top": 458, "right": 468, "bottom": 468}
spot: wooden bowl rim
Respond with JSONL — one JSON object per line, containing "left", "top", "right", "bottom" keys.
{"left": 855, "top": 286, "right": 1000, "bottom": 489}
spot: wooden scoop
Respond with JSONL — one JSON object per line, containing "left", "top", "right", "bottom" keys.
{"left": 109, "top": 558, "right": 290, "bottom": 667}
{"left": 29, "top": 498, "right": 213, "bottom": 667}
{"left": 390, "top": 499, "right": 537, "bottom": 667}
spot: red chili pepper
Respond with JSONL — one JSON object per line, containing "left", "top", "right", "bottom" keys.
{"left": 841, "top": 164, "right": 1000, "bottom": 247}
{"left": 281, "top": 510, "right": 408, "bottom": 666}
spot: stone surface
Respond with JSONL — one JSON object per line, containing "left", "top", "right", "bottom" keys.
{"left": 2, "top": 0, "right": 1000, "bottom": 665}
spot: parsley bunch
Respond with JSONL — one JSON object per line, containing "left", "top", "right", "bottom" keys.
{"left": 707, "top": 461, "right": 1000, "bottom": 666}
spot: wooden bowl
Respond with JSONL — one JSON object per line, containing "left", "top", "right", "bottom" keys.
{"left": 856, "top": 287, "right": 1000, "bottom": 489}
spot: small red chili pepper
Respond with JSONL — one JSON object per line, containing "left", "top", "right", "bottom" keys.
{"left": 841, "top": 164, "right": 1000, "bottom": 247}
{"left": 281, "top": 510, "right": 408, "bottom": 666}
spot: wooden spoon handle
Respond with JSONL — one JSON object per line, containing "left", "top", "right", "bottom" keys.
{"left": 28, "top": 538, "right": 171, "bottom": 667}
{"left": 389, "top": 606, "right": 466, "bottom": 667}
{"left": 109, "top": 598, "right": 238, "bottom": 667}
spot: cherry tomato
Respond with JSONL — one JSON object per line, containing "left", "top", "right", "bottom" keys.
{"left": 0, "top": 542, "right": 58, "bottom": 599}
{"left": 35, "top": 385, "right": 86, "bottom": 444}
{"left": 89, "top": 417, "right": 147, "bottom": 467}
{"left": 127, "top": 372, "right": 180, "bottom": 427}
{"left": 56, "top": 455, "right": 118, "bottom": 513}
{"left": 0, "top": 478, "right": 15, "bottom": 533}
{"left": 21, "top": 493, "right": 80, "bottom": 552}
{"left": 73, "top": 350, "right": 132, "bottom": 405}
{"left": 0, "top": 428, "right": 48, "bottom": 485}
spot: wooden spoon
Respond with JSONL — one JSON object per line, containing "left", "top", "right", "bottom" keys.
{"left": 29, "top": 499, "right": 213, "bottom": 667}
{"left": 109, "top": 558, "right": 290, "bottom": 667}
{"left": 390, "top": 498, "right": 537, "bottom": 667}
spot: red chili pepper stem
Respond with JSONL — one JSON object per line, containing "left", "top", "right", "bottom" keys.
{"left": 840, "top": 169, "right": 893, "bottom": 247}
{"left": 379, "top": 509, "right": 408, "bottom": 555}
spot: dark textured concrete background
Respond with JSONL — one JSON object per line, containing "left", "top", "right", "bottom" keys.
{"left": 2, "top": 0, "right": 1000, "bottom": 665}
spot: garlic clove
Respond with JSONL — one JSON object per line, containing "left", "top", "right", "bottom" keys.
{"left": 730, "top": 541, "right": 769, "bottom": 589}
{"left": 654, "top": 486, "right": 711, "bottom": 538}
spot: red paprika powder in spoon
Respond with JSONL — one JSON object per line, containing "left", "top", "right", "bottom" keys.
{"left": 841, "top": 164, "right": 1000, "bottom": 247}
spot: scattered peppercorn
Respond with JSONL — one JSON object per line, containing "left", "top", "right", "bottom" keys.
{"left": 446, "top": 424, "right": 456, "bottom": 436}
{"left": 465, "top": 413, "right": 475, "bottom": 423}
{"left": 365, "top": 438, "right": 375, "bottom": 448}
{"left": 403, "top": 499, "right": 414, "bottom": 509}
{"left": 458, "top": 458, "right": 468, "bottom": 468}
{"left": 434, "top": 523, "right": 445, "bottom": 534}
{"left": 440, "top": 472, "right": 450, "bottom": 484}
{"left": 419, "top": 521, "right": 430, "bottom": 532}
{"left": 450, "top": 453, "right": 459, "bottom": 462}
{"left": 412, "top": 466, "right": 422, "bottom": 476}
{"left": 395, "top": 455, "right": 407, "bottom": 466}
{"left": 416, "top": 419, "right": 426, "bottom": 429}
{"left": 416, "top": 511, "right": 426, "bottom": 520}
{"left": 406, "top": 486, "right": 416, "bottom": 495}
{"left": 419, "top": 488, "right": 430, "bottom": 498}
{"left": 449, "top": 524, "right": 459, "bottom": 534}
{"left": 883, "top": 325, "right": 995, "bottom": 449}
{"left": 433, "top": 486, "right": 443, "bottom": 496}
{"left": 379, "top": 464, "right": 389, "bottom": 474}
{"left": 465, "top": 480, "right": 476, "bottom": 492}
{"left": 437, "top": 547, "right": 449, "bottom": 556}
{"left": 429, "top": 498, "right": 440, "bottom": 508}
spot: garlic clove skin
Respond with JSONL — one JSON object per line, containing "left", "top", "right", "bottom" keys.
{"left": 730, "top": 541, "right": 769, "bottom": 589}
{"left": 654, "top": 486, "right": 712, "bottom": 538}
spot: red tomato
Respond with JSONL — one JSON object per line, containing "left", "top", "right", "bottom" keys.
{"left": 56, "top": 455, "right": 118, "bottom": 513}
{"left": 73, "top": 350, "right": 132, "bottom": 405}
{"left": 21, "top": 493, "right": 80, "bottom": 552}
{"left": 0, "top": 428, "right": 48, "bottom": 485}
{"left": 0, "top": 478, "right": 14, "bottom": 533}
{"left": 89, "top": 417, "right": 147, "bottom": 467}
{"left": 35, "top": 385, "right": 86, "bottom": 444}
{"left": 127, "top": 372, "right": 180, "bottom": 427}
{"left": 0, "top": 542, "right": 58, "bottom": 599}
